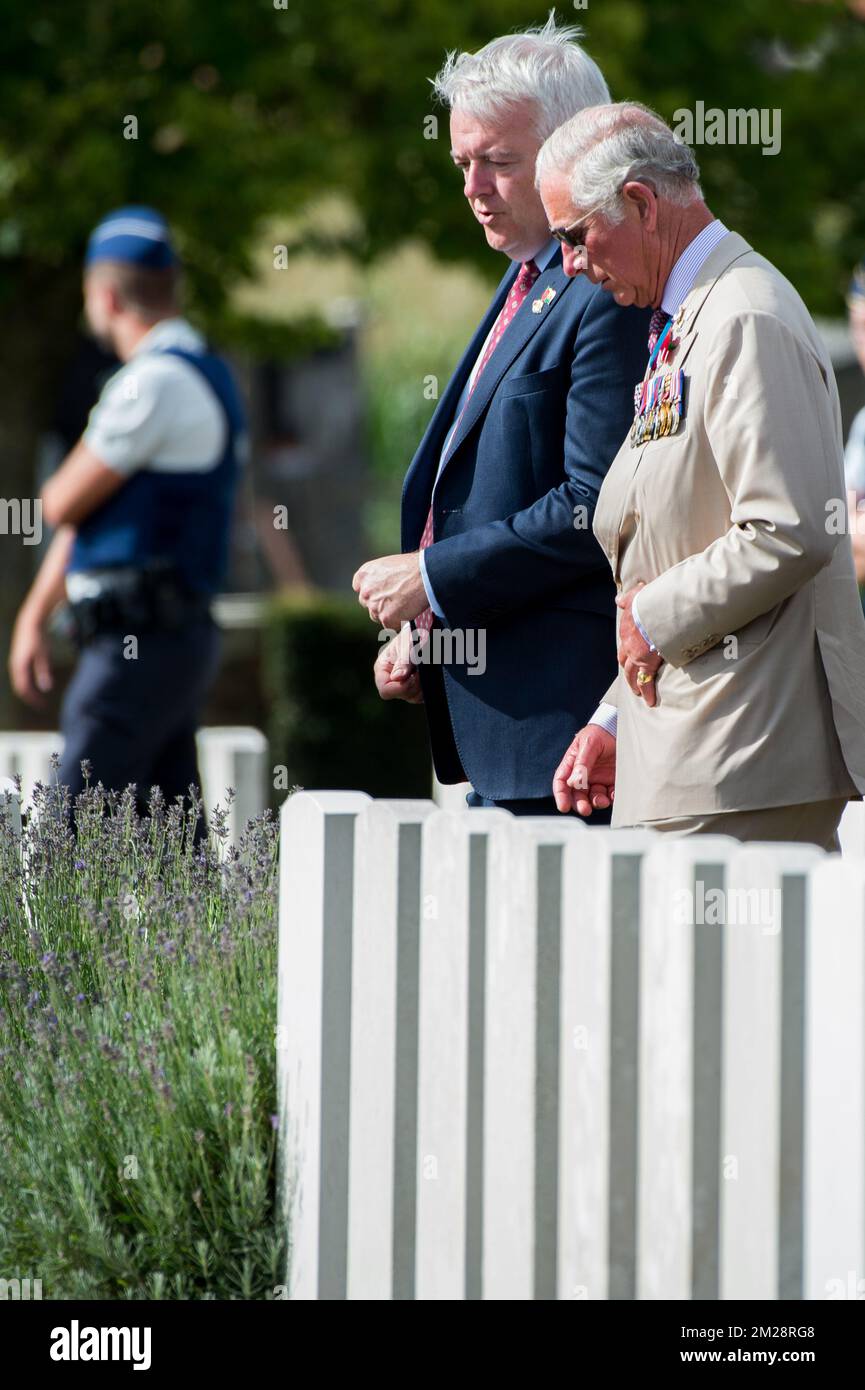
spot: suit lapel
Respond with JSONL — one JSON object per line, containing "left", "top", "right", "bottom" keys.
{"left": 673, "top": 231, "right": 753, "bottom": 341}
{"left": 604, "top": 233, "right": 755, "bottom": 577}
{"left": 435, "top": 250, "right": 574, "bottom": 483}
{"left": 401, "top": 261, "right": 516, "bottom": 549}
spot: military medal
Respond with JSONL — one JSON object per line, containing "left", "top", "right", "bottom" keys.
{"left": 630, "top": 367, "right": 685, "bottom": 446}
{"left": 630, "top": 312, "right": 686, "bottom": 446}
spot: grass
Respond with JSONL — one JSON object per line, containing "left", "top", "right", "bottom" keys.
{"left": 0, "top": 765, "right": 283, "bottom": 1300}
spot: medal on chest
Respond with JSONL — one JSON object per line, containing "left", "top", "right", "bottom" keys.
{"left": 630, "top": 366, "right": 685, "bottom": 445}
{"left": 630, "top": 312, "right": 686, "bottom": 447}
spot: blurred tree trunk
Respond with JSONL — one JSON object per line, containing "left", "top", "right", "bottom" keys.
{"left": 0, "top": 263, "right": 81, "bottom": 729}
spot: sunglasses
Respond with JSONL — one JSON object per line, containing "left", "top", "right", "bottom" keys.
{"left": 549, "top": 217, "right": 591, "bottom": 250}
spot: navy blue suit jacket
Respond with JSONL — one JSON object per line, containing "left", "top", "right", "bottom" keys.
{"left": 401, "top": 248, "right": 651, "bottom": 800}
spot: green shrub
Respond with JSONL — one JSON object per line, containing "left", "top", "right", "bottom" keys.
{"left": 362, "top": 324, "right": 469, "bottom": 555}
{"left": 262, "top": 592, "right": 433, "bottom": 801}
{"left": 0, "top": 775, "right": 282, "bottom": 1300}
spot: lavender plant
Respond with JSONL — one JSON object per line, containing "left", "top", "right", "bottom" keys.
{"left": 0, "top": 763, "right": 284, "bottom": 1300}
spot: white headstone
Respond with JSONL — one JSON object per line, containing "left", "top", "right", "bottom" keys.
{"left": 719, "top": 843, "right": 822, "bottom": 1300}
{"left": 431, "top": 772, "right": 472, "bottom": 813}
{"left": 803, "top": 857, "right": 865, "bottom": 1301}
{"left": 277, "top": 789, "right": 370, "bottom": 1300}
{"left": 0, "top": 776, "right": 22, "bottom": 838}
{"left": 346, "top": 798, "right": 437, "bottom": 1300}
{"left": 0, "top": 732, "right": 63, "bottom": 809}
{"left": 638, "top": 836, "right": 738, "bottom": 1300}
{"left": 838, "top": 799, "right": 865, "bottom": 859}
{"left": 196, "top": 725, "right": 268, "bottom": 842}
{"left": 482, "top": 816, "right": 585, "bottom": 1300}
{"left": 414, "top": 807, "right": 511, "bottom": 1301}
{"left": 558, "top": 828, "right": 658, "bottom": 1301}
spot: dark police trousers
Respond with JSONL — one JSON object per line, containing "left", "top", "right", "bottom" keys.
{"left": 58, "top": 616, "right": 221, "bottom": 814}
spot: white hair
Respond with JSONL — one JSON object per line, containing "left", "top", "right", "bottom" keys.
{"left": 431, "top": 11, "right": 610, "bottom": 142}
{"left": 535, "top": 101, "right": 703, "bottom": 222}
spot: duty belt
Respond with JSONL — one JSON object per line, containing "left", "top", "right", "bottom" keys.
{"left": 66, "top": 563, "right": 212, "bottom": 644}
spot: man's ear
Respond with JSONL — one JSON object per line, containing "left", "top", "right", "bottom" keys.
{"left": 622, "top": 180, "right": 658, "bottom": 231}
{"left": 87, "top": 271, "right": 122, "bottom": 317}
{"left": 105, "top": 281, "right": 124, "bottom": 316}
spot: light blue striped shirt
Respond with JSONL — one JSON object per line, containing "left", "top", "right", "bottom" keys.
{"left": 659, "top": 217, "right": 730, "bottom": 319}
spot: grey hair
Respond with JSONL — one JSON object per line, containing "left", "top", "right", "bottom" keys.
{"left": 535, "top": 101, "right": 702, "bottom": 221}
{"left": 431, "top": 11, "right": 610, "bottom": 142}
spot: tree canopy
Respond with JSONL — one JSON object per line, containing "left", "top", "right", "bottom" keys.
{"left": 0, "top": 0, "right": 863, "bottom": 316}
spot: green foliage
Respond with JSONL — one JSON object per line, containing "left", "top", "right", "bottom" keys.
{"left": 0, "top": 0, "right": 319, "bottom": 314}
{"left": 210, "top": 309, "right": 343, "bottom": 361}
{"left": 0, "top": 779, "right": 283, "bottom": 1300}
{"left": 363, "top": 323, "right": 469, "bottom": 552}
{"left": 262, "top": 592, "right": 433, "bottom": 799}
{"left": 2, "top": 1, "right": 863, "bottom": 315}
{"left": 583, "top": 0, "right": 865, "bottom": 315}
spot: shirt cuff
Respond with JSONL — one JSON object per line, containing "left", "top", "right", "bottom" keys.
{"left": 419, "top": 549, "right": 447, "bottom": 621}
{"left": 588, "top": 701, "right": 618, "bottom": 738}
{"left": 631, "top": 595, "right": 658, "bottom": 653}
{"left": 81, "top": 426, "right": 138, "bottom": 475}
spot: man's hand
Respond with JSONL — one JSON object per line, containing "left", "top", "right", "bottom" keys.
{"left": 9, "top": 615, "right": 53, "bottom": 707}
{"left": 553, "top": 724, "right": 616, "bottom": 816}
{"left": 352, "top": 551, "right": 428, "bottom": 629}
{"left": 374, "top": 624, "right": 424, "bottom": 704}
{"left": 616, "top": 581, "right": 663, "bottom": 707}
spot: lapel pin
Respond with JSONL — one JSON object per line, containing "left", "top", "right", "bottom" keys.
{"left": 531, "top": 286, "right": 557, "bottom": 314}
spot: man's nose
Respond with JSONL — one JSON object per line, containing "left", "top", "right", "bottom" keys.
{"left": 464, "top": 161, "right": 495, "bottom": 199}
{"left": 562, "top": 245, "right": 588, "bottom": 278}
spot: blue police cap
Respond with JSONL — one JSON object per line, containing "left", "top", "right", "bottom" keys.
{"left": 85, "top": 205, "right": 178, "bottom": 269}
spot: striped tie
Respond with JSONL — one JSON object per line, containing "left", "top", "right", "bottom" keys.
{"left": 647, "top": 308, "right": 670, "bottom": 357}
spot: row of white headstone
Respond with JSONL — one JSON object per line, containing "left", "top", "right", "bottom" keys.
{"left": 277, "top": 791, "right": 865, "bottom": 1300}
{"left": 0, "top": 727, "right": 268, "bottom": 844}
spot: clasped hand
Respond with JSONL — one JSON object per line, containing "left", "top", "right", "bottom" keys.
{"left": 616, "top": 581, "right": 663, "bottom": 705}
{"left": 352, "top": 552, "right": 427, "bottom": 629}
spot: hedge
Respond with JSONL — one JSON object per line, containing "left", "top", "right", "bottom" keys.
{"left": 262, "top": 593, "right": 433, "bottom": 802}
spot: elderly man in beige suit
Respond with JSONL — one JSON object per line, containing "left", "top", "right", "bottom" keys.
{"left": 537, "top": 102, "right": 865, "bottom": 849}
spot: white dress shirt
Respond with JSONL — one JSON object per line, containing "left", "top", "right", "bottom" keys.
{"left": 590, "top": 219, "right": 730, "bottom": 738}
{"left": 418, "top": 237, "right": 560, "bottom": 621}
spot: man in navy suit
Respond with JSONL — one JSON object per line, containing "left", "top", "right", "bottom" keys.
{"left": 353, "top": 19, "right": 650, "bottom": 816}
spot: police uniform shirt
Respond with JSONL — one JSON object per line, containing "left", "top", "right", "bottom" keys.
{"left": 82, "top": 316, "right": 226, "bottom": 477}
{"left": 67, "top": 315, "right": 242, "bottom": 602}
{"left": 845, "top": 403, "right": 865, "bottom": 496}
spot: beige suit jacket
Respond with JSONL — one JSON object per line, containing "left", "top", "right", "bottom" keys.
{"left": 592, "top": 231, "right": 865, "bottom": 824}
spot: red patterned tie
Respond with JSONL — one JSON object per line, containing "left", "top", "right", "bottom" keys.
{"left": 647, "top": 308, "right": 670, "bottom": 356}
{"left": 415, "top": 258, "right": 541, "bottom": 631}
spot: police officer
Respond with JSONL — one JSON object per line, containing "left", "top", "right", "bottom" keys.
{"left": 9, "top": 206, "right": 245, "bottom": 819}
